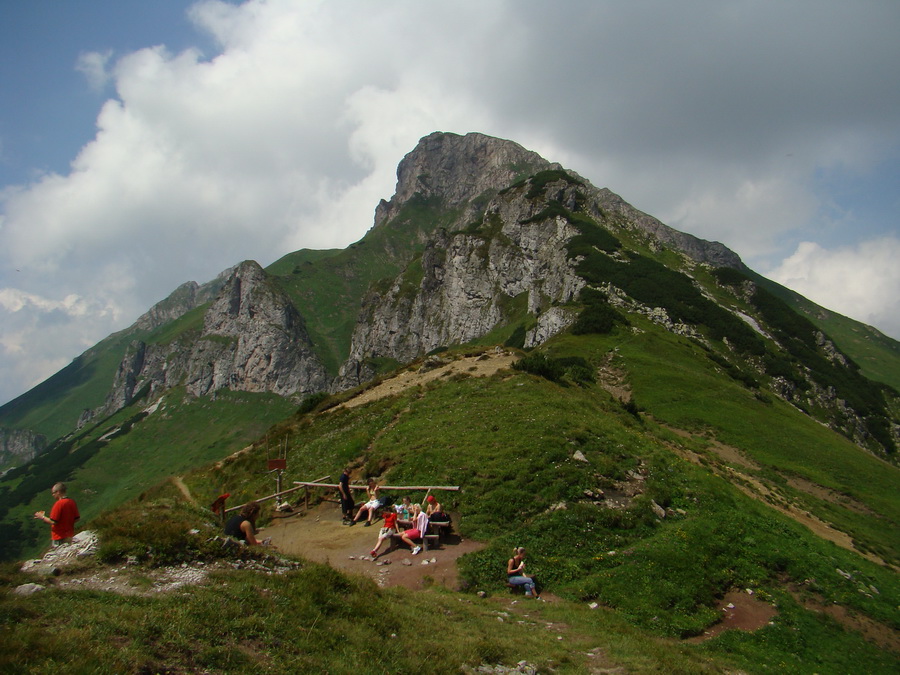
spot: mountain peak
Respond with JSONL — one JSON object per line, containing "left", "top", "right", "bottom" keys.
{"left": 374, "top": 131, "right": 556, "bottom": 228}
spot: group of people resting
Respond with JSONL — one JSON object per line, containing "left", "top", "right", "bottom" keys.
{"left": 341, "top": 475, "right": 450, "bottom": 558}
{"left": 223, "top": 477, "right": 540, "bottom": 598}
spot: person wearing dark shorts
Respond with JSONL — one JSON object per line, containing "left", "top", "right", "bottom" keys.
{"left": 338, "top": 468, "right": 354, "bottom": 525}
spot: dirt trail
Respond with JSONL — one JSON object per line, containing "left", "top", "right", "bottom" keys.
{"left": 259, "top": 501, "right": 484, "bottom": 590}
{"left": 332, "top": 349, "right": 518, "bottom": 411}
{"left": 661, "top": 425, "right": 891, "bottom": 568}
{"left": 171, "top": 476, "right": 195, "bottom": 504}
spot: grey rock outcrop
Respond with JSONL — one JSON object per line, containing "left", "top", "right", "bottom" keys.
{"left": 96, "top": 261, "right": 328, "bottom": 414}
{"left": 373, "top": 131, "right": 555, "bottom": 229}
{"left": 336, "top": 133, "right": 751, "bottom": 389}
{"left": 133, "top": 267, "right": 233, "bottom": 333}
{"left": 0, "top": 427, "right": 47, "bottom": 469}
{"left": 337, "top": 176, "right": 586, "bottom": 388}
{"left": 590, "top": 188, "right": 746, "bottom": 270}
{"left": 88, "top": 133, "right": 756, "bottom": 417}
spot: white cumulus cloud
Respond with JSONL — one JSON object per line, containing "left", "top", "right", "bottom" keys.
{"left": 1, "top": 0, "right": 899, "bottom": 406}
{"left": 766, "top": 238, "right": 900, "bottom": 339}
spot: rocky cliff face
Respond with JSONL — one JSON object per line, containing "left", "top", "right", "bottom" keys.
{"left": 337, "top": 175, "right": 586, "bottom": 388}
{"left": 132, "top": 268, "right": 233, "bottom": 333}
{"left": 10, "top": 131, "right": 896, "bottom": 458}
{"left": 0, "top": 428, "right": 47, "bottom": 470}
{"left": 93, "top": 261, "right": 329, "bottom": 418}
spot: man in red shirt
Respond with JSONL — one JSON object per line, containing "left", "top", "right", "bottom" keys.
{"left": 34, "top": 482, "right": 80, "bottom": 546}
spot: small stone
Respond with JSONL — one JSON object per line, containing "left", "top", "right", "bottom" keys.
{"left": 13, "top": 583, "right": 44, "bottom": 596}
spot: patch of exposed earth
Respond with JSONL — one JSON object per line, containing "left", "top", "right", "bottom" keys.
{"left": 686, "top": 589, "right": 778, "bottom": 643}
{"left": 259, "top": 501, "right": 484, "bottom": 590}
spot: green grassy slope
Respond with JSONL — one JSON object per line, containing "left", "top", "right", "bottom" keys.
{"left": 0, "top": 389, "right": 297, "bottom": 562}
{"left": 16, "top": 335, "right": 890, "bottom": 672}
{"left": 0, "top": 330, "right": 143, "bottom": 443}
{"left": 190, "top": 335, "right": 898, "bottom": 604}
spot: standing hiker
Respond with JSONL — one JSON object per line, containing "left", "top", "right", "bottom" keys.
{"left": 338, "top": 468, "right": 355, "bottom": 525}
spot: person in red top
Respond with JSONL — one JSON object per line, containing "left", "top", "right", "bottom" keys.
{"left": 369, "top": 508, "right": 399, "bottom": 559}
{"left": 34, "top": 482, "right": 80, "bottom": 546}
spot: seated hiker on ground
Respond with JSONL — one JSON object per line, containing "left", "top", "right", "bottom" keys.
{"left": 370, "top": 508, "right": 400, "bottom": 559}
{"left": 399, "top": 503, "right": 429, "bottom": 555}
{"left": 224, "top": 501, "right": 270, "bottom": 546}
{"left": 352, "top": 478, "right": 382, "bottom": 527}
{"left": 424, "top": 494, "right": 449, "bottom": 524}
{"left": 507, "top": 547, "right": 540, "bottom": 599}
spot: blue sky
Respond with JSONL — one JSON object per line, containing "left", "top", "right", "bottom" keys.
{"left": 1, "top": 0, "right": 899, "bottom": 406}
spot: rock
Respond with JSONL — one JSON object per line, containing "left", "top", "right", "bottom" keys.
{"left": 96, "top": 261, "right": 330, "bottom": 419}
{"left": 573, "top": 450, "right": 588, "bottom": 463}
{"left": 0, "top": 427, "right": 47, "bottom": 466}
{"left": 13, "top": 583, "right": 44, "bottom": 596}
{"left": 650, "top": 500, "right": 666, "bottom": 519}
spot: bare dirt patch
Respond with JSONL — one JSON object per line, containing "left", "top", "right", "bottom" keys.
{"left": 597, "top": 352, "right": 631, "bottom": 403}
{"left": 784, "top": 579, "right": 900, "bottom": 654}
{"left": 259, "top": 501, "right": 484, "bottom": 590}
{"left": 686, "top": 590, "right": 778, "bottom": 643}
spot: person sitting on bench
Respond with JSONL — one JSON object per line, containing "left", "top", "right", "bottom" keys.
{"left": 424, "top": 494, "right": 450, "bottom": 525}
{"left": 370, "top": 508, "right": 400, "bottom": 559}
{"left": 399, "top": 503, "right": 429, "bottom": 555}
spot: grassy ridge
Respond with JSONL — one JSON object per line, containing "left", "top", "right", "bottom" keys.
{"left": 0, "top": 389, "right": 297, "bottom": 563}
{"left": 0, "top": 331, "right": 141, "bottom": 444}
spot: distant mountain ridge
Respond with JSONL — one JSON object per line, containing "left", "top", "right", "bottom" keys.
{"left": 1, "top": 131, "right": 897, "bottom": 469}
